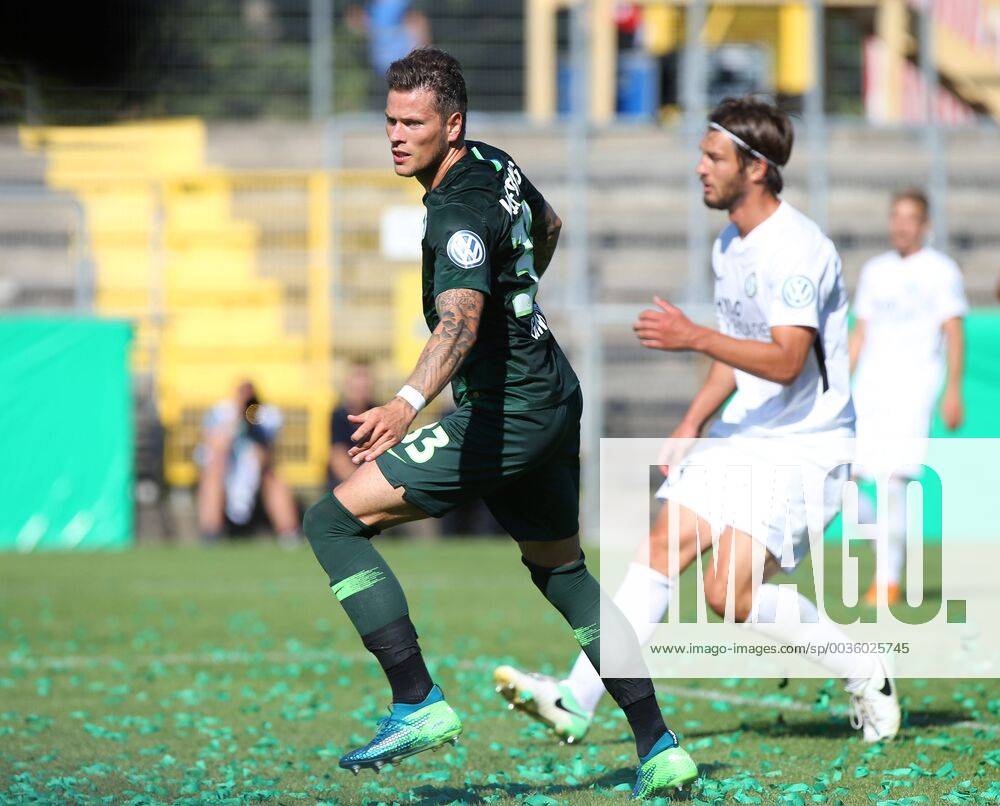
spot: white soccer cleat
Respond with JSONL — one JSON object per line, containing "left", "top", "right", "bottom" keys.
{"left": 493, "top": 664, "right": 592, "bottom": 744}
{"left": 848, "top": 659, "right": 901, "bottom": 743}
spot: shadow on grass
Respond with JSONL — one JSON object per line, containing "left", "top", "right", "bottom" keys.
{"left": 904, "top": 708, "right": 987, "bottom": 730}
{"left": 679, "top": 706, "right": 982, "bottom": 742}
{"left": 407, "top": 761, "right": 731, "bottom": 803}
{"left": 731, "top": 715, "right": 860, "bottom": 740}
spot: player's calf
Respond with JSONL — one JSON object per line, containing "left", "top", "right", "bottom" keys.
{"left": 520, "top": 552, "right": 684, "bottom": 762}
{"left": 303, "top": 492, "right": 436, "bottom": 706}
{"left": 302, "top": 493, "right": 409, "bottom": 635}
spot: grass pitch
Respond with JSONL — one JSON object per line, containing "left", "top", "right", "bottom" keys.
{"left": 1, "top": 540, "right": 998, "bottom": 804}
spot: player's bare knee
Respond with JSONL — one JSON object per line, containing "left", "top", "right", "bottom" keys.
{"left": 731, "top": 593, "right": 754, "bottom": 623}
{"left": 703, "top": 579, "right": 729, "bottom": 618}
{"left": 332, "top": 462, "right": 418, "bottom": 530}
{"left": 646, "top": 519, "right": 670, "bottom": 575}
{"left": 647, "top": 511, "right": 700, "bottom": 577}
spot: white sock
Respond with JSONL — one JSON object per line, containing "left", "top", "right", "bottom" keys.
{"left": 856, "top": 481, "right": 877, "bottom": 524}
{"left": 565, "top": 562, "right": 673, "bottom": 715}
{"left": 879, "top": 478, "right": 909, "bottom": 587}
{"left": 751, "top": 583, "right": 876, "bottom": 691}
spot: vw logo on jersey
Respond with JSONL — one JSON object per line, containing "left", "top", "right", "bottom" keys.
{"left": 744, "top": 272, "right": 758, "bottom": 298}
{"left": 446, "top": 230, "right": 486, "bottom": 269}
{"left": 781, "top": 275, "right": 816, "bottom": 308}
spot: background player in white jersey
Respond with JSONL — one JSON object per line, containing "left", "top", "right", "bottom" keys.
{"left": 495, "top": 97, "right": 900, "bottom": 745}
{"left": 850, "top": 188, "right": 967, "bottom": 605}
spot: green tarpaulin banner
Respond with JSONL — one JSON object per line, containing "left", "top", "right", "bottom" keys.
{"left": 0, "top": 317, "right": 133, "bottom": 550}
{"left": 929, "top": 310, "right": 1000, "bottom": 439}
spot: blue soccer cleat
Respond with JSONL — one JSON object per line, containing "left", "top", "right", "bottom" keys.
{"left": 631, "top": 730, "right": 699, "bottom": 799}
{"left": 339, "top": 685, "right": 462, "bottom": 774}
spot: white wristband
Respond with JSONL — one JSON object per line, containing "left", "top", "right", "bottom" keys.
{"left": 396, "top": 384, "right": 426, "bottom": 412}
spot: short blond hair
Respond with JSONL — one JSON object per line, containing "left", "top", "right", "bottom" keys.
{"left": 891, "top": 187, "right": 929, "bottom": 220}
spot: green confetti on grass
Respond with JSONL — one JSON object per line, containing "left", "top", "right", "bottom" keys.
{"left": 4, "top": 544, "right": 1000, "bottom": 804}
{"left": 414, "top": 769, "right": 450, "bottom": 782}
{"left": 934, "top": 761, "right": 956, "bottom": 778}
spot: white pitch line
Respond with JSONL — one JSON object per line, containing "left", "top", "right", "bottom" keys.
{"left": 2, "top": 651, "right": 996, "bottom": 735}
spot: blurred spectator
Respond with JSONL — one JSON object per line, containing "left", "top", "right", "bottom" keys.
{"left": 329, "top": 360, "right": 378, "bottom": 486}
{"left": 196, "top": 380, "right": 299, "bottom": 544}
{"left": 367, "top": 0, "right": 430, "bottom": 76}
{"left": 345, "top": 0, "right": 430, "bottom": 108}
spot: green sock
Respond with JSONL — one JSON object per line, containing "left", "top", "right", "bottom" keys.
{"left": 303, "top": 492, "right": 409, "bottom": 637}
{"left": 523, "top": 554, "right": 654, "bottom": 709}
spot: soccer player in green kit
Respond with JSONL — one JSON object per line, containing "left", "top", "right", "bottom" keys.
{"left": 302, "top": 48, "right": 697, "bottom": 797}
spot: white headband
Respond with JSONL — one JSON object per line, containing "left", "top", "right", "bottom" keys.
{"left": 708, "top": 122, "right": 779, "bottom": 169}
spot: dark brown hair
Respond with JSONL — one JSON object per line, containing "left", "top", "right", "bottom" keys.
{"left": 386, "top": 47, "right": 468, "bottom": 137}
{"left": 708, "top": 97, "right": 794, "bottom": 195}
{"left": 891, "top": 187, "right": 929, "bottom": 219}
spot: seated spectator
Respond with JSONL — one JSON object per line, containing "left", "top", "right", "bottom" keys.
{"left": 196, "top": 380, "right": 299, "bottom": 544}
{"left": 329, "top": 359, "right": 377, "bottom": 486}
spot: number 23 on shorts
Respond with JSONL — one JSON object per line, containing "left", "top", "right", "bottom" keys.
{"left": 400, "top": 422, "right": 450, "bottom": 464}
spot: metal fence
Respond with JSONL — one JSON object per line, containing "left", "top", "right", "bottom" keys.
{"left": 6, "top": 0, "right": 526, "bottom": 124}
{"left": 9, "top": 0, "right": 992, "bottom": 125}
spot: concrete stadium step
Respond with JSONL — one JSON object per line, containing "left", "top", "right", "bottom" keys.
{"left": 205, "top": 122, "right": 326, "bottom": 170}
{"left": 0, "top": 130, "right": 48, "bottom": 183}
{"left": 0, "top": 191, "right": 85, "bottom": 301}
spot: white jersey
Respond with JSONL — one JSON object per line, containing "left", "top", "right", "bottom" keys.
{"left": 657, "top": 202, "right": 853, "bottom": 566}
{"left": 709, "top": 200, "right": 855, "bottom": 440}
{"left": 853, "top": 247, "right": 967, "bottom": 432}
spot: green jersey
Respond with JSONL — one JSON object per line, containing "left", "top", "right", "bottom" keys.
{"left": 421, "top": 140, "right": 579, "bottom": 412}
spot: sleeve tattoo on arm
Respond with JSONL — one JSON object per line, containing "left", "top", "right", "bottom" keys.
{"left": 406, "top": 288, "right": 484, "bottom": 401}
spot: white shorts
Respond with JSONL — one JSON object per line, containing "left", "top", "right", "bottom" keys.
{"left": 655, "top": 438, "right": 850, "bottom": 568}
{"left": 853, "top": 383, "right": 937, "bottom": 479}
{"left": 854, "top": 416, "right": 932, "bottom": 481}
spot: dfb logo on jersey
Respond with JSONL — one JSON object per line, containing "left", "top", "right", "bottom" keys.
{"left": 446, "top": 230, "right": 486, "bottom": 269}
{"left": 781, "top": 275, "right": 816, "bottom": 308}
{"left": 530, "top": 303, "right": 549, "bottom": 339}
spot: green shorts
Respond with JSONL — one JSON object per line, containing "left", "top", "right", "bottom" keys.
{"left": 376, "top": 386, "right": 582, "bottom": 541}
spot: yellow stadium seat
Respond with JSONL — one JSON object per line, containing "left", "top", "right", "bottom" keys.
{"left": 23, "top": 121, "right": 344, "bottom": 486}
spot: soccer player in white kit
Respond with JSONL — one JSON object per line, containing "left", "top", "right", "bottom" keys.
{"left": 494, "top": 97, "right": 900, "bottom": 745}
{"left": 850, "top": 189, "right": 967, "bottom": 606}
